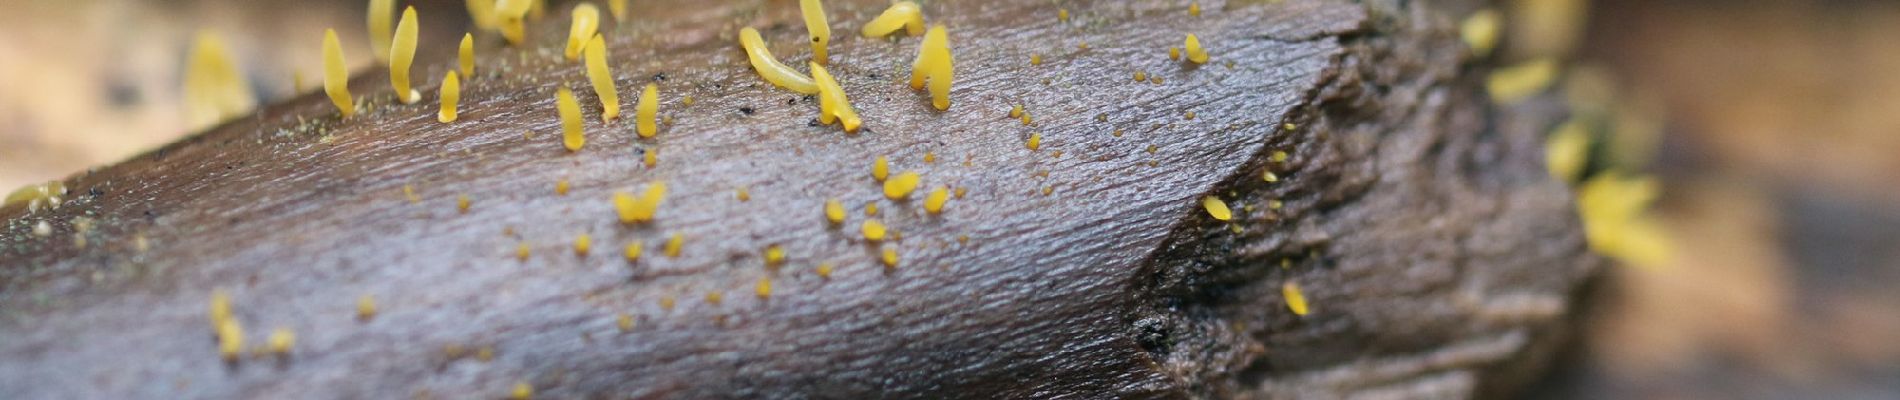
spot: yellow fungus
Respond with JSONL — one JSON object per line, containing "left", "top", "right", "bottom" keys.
{"left": 871, "top": 156, "right": 891, "bottom": 181}
{"left": 1026, "top": 134, "right": 1042, "bottom": 151}
{"left": 924, "top": 152, "right": 936, "bottom": 163}
{"left": 1078, "top": 41, "right": 1088, "bottom": 50}
{"left": 369, "top": 0, "right": 395, "bottom": 64}
{"left": 1184, "top": 34, "right": 1208, "bottom": 64}
{"left": 637, "top": 83, "right": 660, "bottom": 137}
{"left": 924, "top": 187, "right": 948, "bottom": 214}
{"left": 756, "top": 278, "right": 773, "bottom": 298}
{"left": 1545, "top": 119, "right": 1590, "bottom": 183}
{"left": 556, "top": 179, "right": 570, "bottom": 195}
{"left": 182, "top": 31, "right": 253, "bottom": 128}
{"left": 1283, "top": 281, "right": 1309, "bottom": 315}
{"left": 1202, "top": 196, "right": 1232, "bottom": 221}
{"left": 816, "top": 263, "right": 834, "bottom": 278}
{"left": 439, "top": 71, "right": 461, "bottom": 123}
{"left": 681, "top": 95, "right": 694, "bottom": 106}
{"left": 217, "top": 318, "right": 244, "bottom": 361}
{"left": 1578, "top": 173, "right": 1672, "bottom": 268}
{"left": 609, "top": 0, "right": 627, "bottom": 21}
{"left": 1268, "top": 199, "right": 1283, "bottom": 210}
{"left": 1185, "top": 111, "right": 1195, "bottom": 120}
{"left": 705, "top": 291, "right": 723, "bottom": 305}
{"left": 357, "top": 295, "right": 377, "bottom": 320}
{"left": 517, "top": 242, "right": 531, "bottom": 260}
{"left": 884, "top": 171, "right": 920, "bottom": 200}
{"left": 643, "top": 148, "right": 657, "bottom": 167}
{"left": 1271, "top": 150, "right": 1289, "bottom": 162}
{"left": 1020, "top": 112, "right": 1032, "bottom": 125}
{"left": 457, "top": 194, "right": 471, "bottom": 212}
{"left": 321, "top": 30, "right": 355, "bottom": 117}
{"left": 861, "top": 219, "right": 887, "bottom": 241}
{"left": 664, "top": 233, "right": 685, "bottom": 258}
{"left": 1263, "top": 171, "right": 1279, "bottom": 183}
{"left": 574, "top": 234, "right": 592, "bottom": 255}
{"left": 954, "top": 187, "right": 967, "bottom": 199}
{"left": 800, "top": 0, "right": 832, "bottom": 64}
{"left": 1461, "top": 9, "right": 1501, "bottom": 57}
{"left": 823, "top": 199, "right": 847, "bottom": 224}
{"left": 881, "top": 246, "right": 900, "bottom": 268}
{"left": 511, "top": 382, "right": 533, "bottom": 400}
{"left": 660, "top": 296, "right": 677, "bottom": 310}
{"left": 810, "top": 62, "right": 862, "bottom": 132}
{"left": 1134, "top": 70, "right": 1147, "bottom": 82}
{"left": 764, "top": 245, "right": 785, "bottom": 267}
{"left": 477, "top": 346, "right": 494, "bottom": 361}
{"left": 459, "top": 33, "right": 476, "bottom": 76}
{"left": 612, "top": 182, "right": 667, "bottom": 223}
{"left": 909, "top": 25, "right": 954, "bottom": 109}
{"left": 738, "top": 28, "right": 820, "bottom": 94}
{"left": 1009, "top": 104, "right": 1023, "bottom": 118}
{"left": 389, "top": 6, "right": 421, "bottom": 104}
{"left": 623, "top": 241, "right": 644, "bottom": 262}
{"left": 861, "top": 1, "right": 924, "bottom": 37}
{"left": 566, "top": 3, "right": 600, "bottom": 61}
{"left": 1058, "top": 8, "right": 1070, "bottom": 21}
{"left": 557, "top": 87, "right": 585, "bottom": 151}
{"left": 618, "top": 314, "right": 634, "bottom": 332}
{"left": 582, "top": 35, "right": 621, "bottom": 121}
{"left": 466, "top": 0, "right": 499, "bottom": 30}
{"left": 209, "top": 289, "right": 232, "bottom": 330}
{"left": 866, "top": 201, "right": 879, "bottom": 216}
{"left": 496, "top": 0, "right": 533, "bottom": 44}
{"left": 1189, "top": 2, "right": 1202, "bottom": 16}
{"left": 267, "top": 328, "right": 295, "bottom": 355}
{"left": 735, "top": 187, "right": 751, "bottom": 202}
{"left": 1487, "top": 58, "right": 1559, "bottom": 103}
{"left": 1150, "top": 75, "right": 1164, "bottom": 84}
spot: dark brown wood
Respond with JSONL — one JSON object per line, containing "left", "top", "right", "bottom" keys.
{"left": 0, "top": 0, "right": 1597, "bottom": 398}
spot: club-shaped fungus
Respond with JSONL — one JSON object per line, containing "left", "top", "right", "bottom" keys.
{"left": 613, "top": 181, "right": 667, "bottom": 223}
{"left": 1026, "top": 133, "right": 1041, "bottom": 150}
{"left": 809, "top": 62, "right": 861, "bottom": 132}
{"left": 861, "top": 219, "right": 887, "bottom": 241}
{"left": 1202, "top": 196, "right": 1232, "bottom": 221}
{"left": 1183, "top": 34, "right": 1208, "bottom": 64}
{"left": 664, "top": 233, "right": 685, "bottom": 258}
{"left": 182, "top": 32, "right": 253, "bottom": 128}
{"left": 801, "top": 0, "right": 831, "bottom": 64}
{"left": 466, "top": 0, "right": 499, "bottom": 31}
{"left": 566, "top": 3, "right": 600, "bottom": 61}
{"left": 1461, "top": 9, "right": 1501, "bottom": 57}
{"left": 1283, "top": 281, "right": 1309, "bottom": 315}
{"left": 1545, "top": 119, "right": 1589, "bottom": 183}
{"left": 459, "top": 33, "right": 476, "bottom": 76}
{"left": 738, "top": 28, "right": 820, "bottom": 94}
{"left": 609, "top": 0, "right": 627, "bottom": 21}
{"left": 584, "top": 35, "right": 621, "bottom": 121}
{"left": 907, "top": 25, "right": 955, "bottom": 110}
{"left": 557, "top": 87, "right": 585, "bottom": 151}
{"left": 1487, "top": 58, "right": 1559, "bottom": 103}
{"left": 389, "top": 7, "right": 421, "bottom": 103}
{"left": 511, "top": 382, "right": 533, "bottom": 400}
{"left": 756, "top": 278, "right": 773, "bottom": 298}
{"left": 217, "top": 318, "right": 244, "bottom": 361}
{"left": 883, "top": 171, "right": 920, "bottom": 200}
{"left": 881, "top": 246, "right": 900, "bottom": 268}
{"left": 924, "top": 187, "right": 948, "bottom": 214}
{"left": 618, "top": 314, "right": 634, "bottom": 332}
{"left": 267, "top": 328, "right": 295, "bottom": 355}
{"left": 624, "top": 241, "right": 643, "bottom": 261}
{"left": 637, "top": 83, "right": 659, "bottom": 137}
{"left": 825, "top": 199, "right": 846, "bottom": 224}
{"left": 816, "top": 262, "right": 835, "bottom": 278}
{"left": 496, "top": 0, "right": 533, "bottom": 44}
{"left": 369, "top": 0, "right": 395, "bottom": 64}
{"left": 439, "top": 71, "right": 461, "bottom": 123}
{"left": 321, "top": 30, "right": 355, "bottom": 117}
{"left": 357, "top": 295, "right": 377, "bottom": 320}
{"left": 862, "top": 1, "right": 925, "bottom": 37}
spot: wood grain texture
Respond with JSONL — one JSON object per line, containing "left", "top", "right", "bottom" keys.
{"left": 0, "top": 0, "right": 1597, "bottom": 398}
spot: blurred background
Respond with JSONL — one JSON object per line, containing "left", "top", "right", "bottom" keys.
{"left": 2, "top": 0, "right": 1896, "bottom": 398}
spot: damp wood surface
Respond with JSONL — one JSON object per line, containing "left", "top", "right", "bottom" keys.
{"left": 0, "top": 0, "right": 1597, "bottom": 398}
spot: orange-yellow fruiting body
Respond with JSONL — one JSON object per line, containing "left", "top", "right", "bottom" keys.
{"left": 456, "top": 194, "right": 471, "bottom": 213}
{"left": 736, "top": 187, "right": 751, "bottom": 201}
{"left": 756, "top": 278, "right": 773, "bottom": 298}
{"left": 764, "top": 245, "right": 785, "bottom": 266}
{"left": 861, "top": 219, "right": 887, "bottom": 241}
{"left": 1202, "top": 196, "right": 1232, "bottom": 221}
{"left": 466, "top": 0, "right": 499, "bottom": 30}
{"left": 584, "top": 35, "right": 620, "bottom": 121}
{"left": 183, "top": 31, "right": 254, "bottom": 128}
{"left": 1184, "top": 34, "right": 1208, "bottom": 64}
{"left": 496, "top": 0, "right": 533, "bottom": 44}
{"left": 1263, "top": 171, "right": 1279, "bottom": 182}
{"left": 459, "top": 33, "right": 476, "bottom": 76}
{"left": 517, "top": 242, "right": 531, "bottom": 260}
{"left": 705, "top": 291, "right": 723, "bottom": 305}
{"left": 809, "top": 62, "right": 861, "bottom": 132}
{"left": 557, "top": 87, "right": 585, "bottom": 151}
{"left": 268, "top": 328, "right": 295, "bottom": 355}
{"left": 1026, "top": 133, "right": 1042, "bottom": 150}
{"left": 574, "top": 234, "right": 592, "bottom": 255}
{"left": 637, "top": 83, "right": 659, "bottom": 137}
{"left": 881, "top": 246, "right": 899, "bottom": 268}
{"left": 555, "top": 179, "right": 570, "bottom": 195}
{"left": 862, "top": 1, "right": 924, "bottom": 37}
{"left": 643, "top": 148, "right": 657, "bottom": 167}
{"left": 623, "top": 241, "right": 643, "bottom": 261}
{"left": 1058, "top": 8, "right": 1069, "bottom": 21}
{"left": 321, "top": 30, "right": 355, "bottom": 117}
{"left": 1487, "top": 58, "right": 1558, "bottom": 103}
{"left": 924, "top": 187, "right": 948, "bottom": 214}
{"left": 1010, "top": 104, "right": 1023, "bottom": 118}
{"left": 209, "top": 289, "right": 231, "bottom": 330}
{"left": 369, "top": 0, "right": 395, "bottom": 64}
{"left": 618, "top": 314, "right": 634, "bottom": 332}
{"left": 1461, "top": 9, "right": 1501, "bottom": 57}
{"left": 800, "top": 0, "right": 831, "bottom": 64}
{"left": 1189, "top": 2, "right": 1202, "bottom": 16}
{"left": 1283, "top": 281, "right": 1309, "bottom": 315}
{"left": 511, "top": 382, "right": 533, "bottom": 400}
{"left": 439, "top": 71, "right": 461, "bottom": 123}
{"left": 357, "top": 295, "right": 377, "bottom": 320}
{"left": 613, "top": 182, "right": 667, "bottom": 223}
{"left": 865, "top": 201, "right": 879, "bottom": 216}
{"left": 609, "top": 0, "right": 628, "bottom": 21}
{"left": 883, "top": 171, "right": 920, "bottom": 200}
{"left": 738, "top": 28, "right": 819, "bottom": 94}
{"left": 566, "top": 3, "right": 600, "bottom": 61}
{"left": 664, "top": 233, "right": 684, "bottom": 258}
{"left": 816, "top": 263, "right": 834, "bottom": 278}
{"left": 389, "top": 7, "right": 422, "bottom": 103}
{"left": 1545, "top": 119, "right": 1589, "bottom": 183}
{"left": 217, "top": 318, "right": 243, "bottom": 361}
{"left": 825, "top": 198, "right": 846, "bottom": 224}
{"left": 872, "top": 156, "right": 890, "bottom": 181}
{"left": 909, "top": 25, "right": 954, "bottom": 110}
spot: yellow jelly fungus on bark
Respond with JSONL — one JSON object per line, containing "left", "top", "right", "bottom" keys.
{"left": 585, "top": 34, "right": 621, "bottom": 121}
{"left": 511, "top": 382, "right": 533, "bottom": 400}
{"left": 456, "top": 194, "right": 471, "bottom": 212}
{"left": 458, "top": 33, "right": 476, "bottom": 76}
{"left": 861, "top": 219, "right": 887, "bottom": 241}
{"left": 884, "top": 171, "right": 920, "bottom": 200}
{"left": 800, "top": 0, "right": 831, "bottom": 64}
{"left": 872, "top": 156, "right": 890, "bottom": 181}
{"left": 643, "top": 148, "right": 657, "bottom": 167}
{"left": 1271, "top": 150, "right": 1289, "bottom": 162}
{"left": 557, "top": 87, "right": 585, "bottom": 151}
{"left": 810, "top": 62, "right": 861, "bottom": 132}
{"left": 467, "top": 0, "right": 499, "bottom": 30}
{"left": 389, "top": 6, "right": 422, "bottom": 104}
{"left": 612, "top": 182, "right": 667, "bottom": 223}
{"left": 637, "top": 83, "right": 660, "bottom": 137}
{"left": 609, "top": 0, "right": 627, "bottom": 21}
{"left": 217, "top": 318, "right": 244, "bottom": 361}
{"left": 183, "top": 31, "right": 254, "bottom": 128}
{"left": 556, "top": 179, "right": 570, "bottom": 195}
{"left": 862, "top": 1, "right": 924, "bottom": 38}
{"left": 1263, "top": 171, "right": 1279, "bottom": 182}
{"left": 1578, "top": 173, "right": 1672, "bottom": 268}
{"left": 924, "top": 187, "right": 948, "bottom": 214}
{"left": 825, "top": 198, "right": 846, "bottom": 224}
{"left": 736, "top": 187, "right": 751, "bottom": 201}
{"left": 1202, "top": 196, "right": 1232, "bottom": 221}
{"left": 517, "top": 242, "right": 531, "bottom": 260}
{"left": 881, "top": 246, "right": 900, "bottom": 268}
{"left": 321, "top": 30, "right": 355, "bottom": 117}
{"left": 1170, "top": 47, "right": 1181, "bottom": 60}
{"left": 1010, "top": 104, "right": 1023, "bottom": 118}
{"left": 618, "top": 314, "right": 634, "bottom": 332}
{"left": 1134, "top": 70, "right": 1147, "bottom": 82}
{"left": 1283, "top": 281, "right": 1310, "bottom": 315}
{"left": 705, "top": 291, "right": 723, "bottom": 305}
{"left": 910, "top": 25, "right": 954, "bottom": 110}
{"left": 1184, "top": 34, "right": 1208, "bottom": 64}
{"left": 495, "top": 0, "right": 532, "bottom": 44}
{"left": 1058, "top": 8, "right": 1070, "bottom": 21}
{"left": 1461, "top": 9, "right": 1501, "bottom": 57}
{"left": 738, "top": 28, "right": 820, "bottom": 94}
{"left": 1545, "top": 119, "right": 1590, "bottom": 183}
{"left": 209, "top": 289, "right": 232, "bottom": 330}
{"left": 574, "top": 234, "right": 592, "bottom": 255}
{"left": 1190, "top": 2, "right": 1202, "bottom": 16}
{"left": 764, "top": 245, "right": 785, "bottom": 266}
{"left": 1026, "top": 134, "right": 1042, "bottom": 151}
{"left": 664, "top": 233, "right": 685, "bottom": 258}
{"left": 439, "top": 71, "right": 461, "bottom": 123}
{"left": 623, "top": 241, "right": 643, "bottom": 261}
{"left": 866, "top": 201, "right": 878, "bottom": 216}
{"left": 756, "top": 278, "right": 773, "bottom": 298}
{"left": 369, "top": 0, "right": 395, "bottom": 64}
{"left": 268, "top": 328, "right": 295, "bottom": 355}
{"left": 566, "top": 3, "right": 600, "bottom": 61}
{"left": 357, "top": 295, "right": 377, "bottom": 320}
{"left": 1487, "top": 58, "right": 1559, "bottom": 103}
{"left": 816, "top": 263, "right": 834, "bottom": 278}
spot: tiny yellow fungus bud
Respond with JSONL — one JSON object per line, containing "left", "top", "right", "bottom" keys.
{"left": 660, "top": 296, "right": 676, "bottom": 310}
{"left": 1057, "top": 8, "right": 1070, "bottom": 21}
{"left": 637, "top": 83, "right": 660, "bottom": 137}
{"left": 664, "top": 233, "right": 684, "bottom": 258}
{"left": 1461, "top": 9, "right": 1501, "bottom": 57}
{"left": 924, "top": 152, "right": 937, "bottom": 163}
{"left": 456, "top": 194, "right": 471, "bottom": 212}
{"left": 800, "top": 0, "right": 832, "bottom": 64}
{"left": 459, "top": 33, "right": 476, "bottom": 76}
{"left": 566, "top": 3, "right": 600, "bottom": 61}
{"left": 1202, "top": 196, "right": 1232, "bottom": 221}
{"left": 954, "top": 187, "right": 967, "bottom": 199}
{"left": 861, "top": 1, "right": 924, "bottom": 37}
{"left": 1134, "top": 70, "right": 1146, "bottom": 82}
{"left": 439, "top": 71, "right": 461, "bottom": 123}
{"left": 584, "top": 35, "right": 621, "bottom": 121}
{"left": 617, "top": 313, "right": 634, "bottom": 332}
{"left": 1487, "top": 58, "right": 1559, "bottom": 103}
{"left": 268, "top": 328, "right": 295, "bottom": 355}
{"left": 321, "top": 30, "right": 355, "bottom": 117}
{"left": 1283, "top": 281, "right": 1310, "bottom": 315}
{"left": 866, "top": 201, "right": 879, "bottom": 216}
{"left": 924, "top": 187, "right": 949, "bottom": 214}
{"left": 738, "top": 28, "right": 820, "bottom": 94}
{"left": 1151, "top": 75, "right": 1164, "bottom": 84}
{"left": 861, "top": 219, "right": 887, "bottom": 241}
{"left": 910, "top": 25, "right": 954, "bottom": 110}
{"left": 1169, "top": 47, "right": 1181, "bottom": 60}
{"left": 1268, "top": 199, "right": 1284, "bottom": 210}
{"left": 1026, "top": 134, "right": 1042, "bottom": 151}
{"left": 764, "top": 244, "right": 785, "bottom": 267}
{"left": 825, "top": 198, "right": 846, "bottom": 224}
{"left": 217, "top": 319, "right": 244, "bottom": 361}
{"left": 209, "top": 289, "right": 232, "bottom": 329}
{"left": 557, "top": 87, "right": 585, "bottom": 151}
{"left": 511, "top": 382, "right": 533, "bottom": 400}
{"left": 1147, "top": 144, "right": 1159, "bottom": 154}
{"left": 871, "top": 156, "right": 891, "bottom": 181}
{"left": 735, "top": 186, "right": 751, "bottom": 202}
{"left": 1263, "top": 171, "right": 1279, "bottom": 182}
{"left": 477, "top": 346, "right": 494, "bottom": 361}
{"left": 1545, "top": 119, "right": 1590, "bottom": 183}
{"left": 607, "top": 0, "right": 628, "bottom": 20}
{"left": 574, "top": 234, "right": 592, "bottom": 255}
{"left": 612, "top": 182, "right": 667, "bottom": 223}
{"left": 389, "top": 6, "right": 422, "bottom": 103}
{"left": 883, "top": 171, "right": 920, "bottom": 200}
{"left": 357, "top": 295, "right": 377, "bottom": 320}
{"left": 555, "top": 179, "right": 570, "bottom": 195}
{"left": 369, "top": 0, "right": 395, "bottom": 64}
{"left": 517, "top": 242, "right": 531, "bottom": 260}
{"left": 623, "top": 241, "right": 643, "bottom": 261}
{"left": 1031, "top": 54, "right": 1042, "bottom": 65}
{"left": 1078, "top": 41, "right": 1088, "bottom": 50}
{"left": 881, "top": 246, "right": 900, "bottom": 268}
{"left": 1271, "top": 150, "right": 1289, "bottom": 162}
{"left": 643, "top": 148, "right": 658, "bottom": 167}
{"left": 1190, "top": 2, "right": 1202, "bottom": 16}
{"left": 1185, "top": 111, "right": 1195, "bottom": 120}
{"left": 756, "top": 277, "right": 773, "bottom": 298}
{"left": 816, "top": 262, "right": 834, "bottom": 278}
{"left": 1020, "top": 112, "right": 1032, "bottom": 125}
{"left": 810, "top": 62, "right": 861, "bottom": 132}
{"left": 705, "top": 291, "right": 723, "bottom": 305}
{"left": 681, "top": 95, "right": 694, "bottom": 106}
{"left": 1184, "top": 34, "right": 1208, "bottom": 64}
{"left": 1042, "top": 186, "right": 1055, "bottom": 196}
{"left": 1009, "top": 104, "right": 1023, "bottom": 118}
{"left": 183, "top": 31, "right": 254, "bottom": 128}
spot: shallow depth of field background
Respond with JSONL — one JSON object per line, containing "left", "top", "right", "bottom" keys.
{"left": 2, "top": 0, "right": 1897, "bottom": 397}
